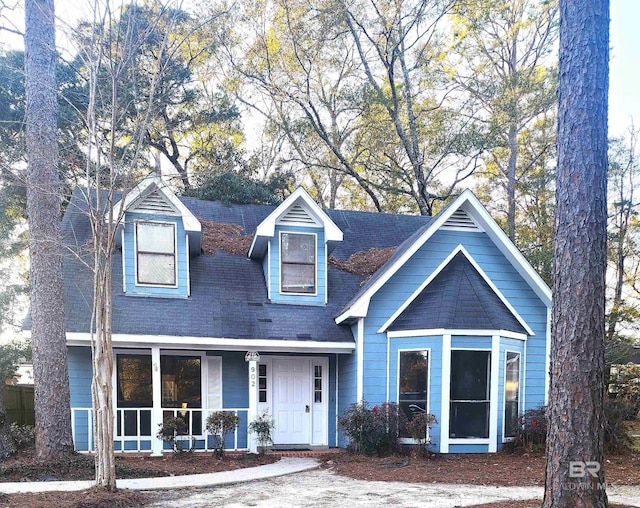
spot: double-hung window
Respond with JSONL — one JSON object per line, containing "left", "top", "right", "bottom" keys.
{"left": 280, "top": 232, "right": 316, "bottom": 294}
{"left": 398, "top": 350, "right": 429, "bottom": 438}
{"left": 449, "top": 350, "right": 491, "bottom": 439}
{"left": 504, "top": 352, "right": 520, "bottom": 439}
{"left": 135, "top": 221, "right": 176, "bottom": 286}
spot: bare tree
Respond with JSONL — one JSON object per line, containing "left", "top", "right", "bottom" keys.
{"left": 543, "top": 0, "right": 609, "bottom": 506}
{"left": 24, "top": 0, "right": 74, "bottom": 461}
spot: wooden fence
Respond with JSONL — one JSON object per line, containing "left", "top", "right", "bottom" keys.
{"left": 5, "top": 385, "right": 35, "bottom": 426}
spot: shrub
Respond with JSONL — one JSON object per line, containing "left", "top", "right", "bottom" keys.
{"left": 338, "top": 401, "right": 407, "bottom": 456}
{"left": 9, "top": 424, "right": 35, "bottom": 450}
{"left": 512, "top": 406, "right": 547, "bottom": 453}
{"left": 604, "top": 399, "right": 635, "bottom": 454}
{"left": 206, "top": 411, "right": 241, "bottom": 458}
{"left": 406, "top": 410, "right": 438, "bottom": 457}
{"left": 248, "top": 411, "right": 275, "bottom": 454}
{"left": 157, "top": 416, "right": 193, "bottom": 453}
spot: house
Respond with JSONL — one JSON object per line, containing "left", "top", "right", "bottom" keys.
{"left": 24, "top": 175, "right": 551, "bottom": 454}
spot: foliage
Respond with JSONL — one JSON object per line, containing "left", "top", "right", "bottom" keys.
{"left": 0, "top": 341, "right": 31, "bottom": 381}
{"left": 338, "top": 401, "right": 407, "bottom": 456}
{"left": 609, "top": 363, "right": 640, "bottom": 405}
{"left": 405, "top": 409, "right": 438, "bottom": 457}
{"left": 603, "top": 400, "right": 637, "bottom": 454}
{"left": 186, "top": 170, "right": 291, "bottom": 205}
{"left": 248, "top": 411, "right": 275, "bottom": 454}
{"left": 205, "top": 411, "right": 241, "bottom": 458}
{"left": 157, "top": 416, "right": 192, "bottom": 453}
{"left": 9, "top": 424, "right": 35, "bottom": 450}
{"left": 511, "top": 406, "right": 547, "bottom": 453}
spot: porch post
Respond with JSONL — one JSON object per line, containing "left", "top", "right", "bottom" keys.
{"left": 246, "top": 351, "right": 260, "bottom": 453}
{"left": 151, "top": 346, "right": 163, "bottom": 456}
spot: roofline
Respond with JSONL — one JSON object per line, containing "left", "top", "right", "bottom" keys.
{"left": 53, "top": 331, "right": 355, "bottom": 354}
{"left": 336, "top": 189, "right": 551, "bottom": 324}
{"left": 378, "top": 244, "right": 535, "bottom": 335}
{"left": 111, "top": 174, "right": 201, "bottom": 233}
{"left": 248, "top": 187, "right": 342, "bottom": 257}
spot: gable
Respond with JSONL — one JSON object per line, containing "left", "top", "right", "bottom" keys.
{"left": 129, "top": 189, "right": 179, "bottom": 215}
{"left": 336, "top": 189, "right": 551, "bottom": 324}
{"left": 388, "top": 251, "right": 527, "bottom": 334}
{"left": 277, "top": 203, "right": 319, "bottom": 227}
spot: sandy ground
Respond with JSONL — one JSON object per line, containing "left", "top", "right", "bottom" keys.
{"left": 149, "top": 469, "right": 640, "bottom": 508}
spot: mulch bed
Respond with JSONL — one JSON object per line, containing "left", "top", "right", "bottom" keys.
{"left": 1, "top": 449, "right": 639, "bottom": 507}
{"left": 466, "top": 503, "right": 635, "bottom": 508}
{"left": 320, "top": 451, "right": 640, "bottom": 487}
{"left": 0, "top": 449, "right": 278, "bottom": 483}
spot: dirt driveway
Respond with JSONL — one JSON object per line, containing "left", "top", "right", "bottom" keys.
{"left": 149, "top": 469, "right": 640, "bottom": 508}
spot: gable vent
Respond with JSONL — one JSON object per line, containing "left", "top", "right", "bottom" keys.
{"left": 130, "top": 190, "right": 178, "bottom": 215}
{"left": 278, "top": 203, "right": 317, "bottom": 226}
{"left": 442, "top": 209, "right": 481, "bottom": 231}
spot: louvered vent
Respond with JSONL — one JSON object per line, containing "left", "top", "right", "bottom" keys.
{"left": 130, "top": 190, "right": 178, "bottom": 215}
{"left": 442, "top": 209, "right": 480, "bottom": 230}
{"left": 278, "top": 203, "right": 317, "bottom": 225}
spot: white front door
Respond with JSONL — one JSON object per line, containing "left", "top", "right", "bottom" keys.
{"left": 272, "top": 358, "right": 311, "bottom": 445}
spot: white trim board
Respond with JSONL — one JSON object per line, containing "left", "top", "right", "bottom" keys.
{"left": 57, "top": 332, "right": 355, "bottom": 353}
{"left": 336, "top": 190, "right": 551, "bottom": 324}
{"left": 378, "top": 244, "right": 534, "bottom": 335}
{"left": 386, "top": 329, "right": 528, "bottom": 340}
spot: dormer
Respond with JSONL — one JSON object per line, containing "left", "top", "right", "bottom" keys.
{"left": 248, "top": 187, "right": 343, "bottom": 305}
{"left": 110, "top": 175, "right": 202, "bottom": 298}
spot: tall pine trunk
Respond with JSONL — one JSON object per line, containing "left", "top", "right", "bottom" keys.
{"left": 543, "top": 0, "right": 609, "bottom": 506}
{"left": 25, "top": 0, "right": 74, "bottom": 461}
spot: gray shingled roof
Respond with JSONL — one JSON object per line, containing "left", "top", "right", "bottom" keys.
{"left": 388, "top": 252, "right": 527, "bottom": 334}
{"left": 32, "top": 189, "right": 431, "bottom": 343}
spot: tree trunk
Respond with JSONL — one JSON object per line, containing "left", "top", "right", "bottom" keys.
{"left": 543, "top": 1, "right": 609, "bottom": 507}
{"left": 0, "top": 385, "right": 17, "bottom": 461}
{"left": 506, "top": 124, "right": 518, "bottom": 241}
{"left": 24, "top": 0, "right": 74, "bottom": 461}
{"left": 92, "top": 252, "right": 116, "bottom": 490}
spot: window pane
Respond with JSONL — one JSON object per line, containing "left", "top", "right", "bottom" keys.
{"left": 399, "top": 351, "right": 429, "bottom": 437}
{"left": 282, "top": 263, "right": 315, "bottom": 293}
{"left": 450, "top": 351, "right": 490, "bottom": 401}
{"left": 450, "top": 401, "right": 490, "bottom": 438}
{"left": 504, "top": 352, "right": 520, "bottom": 438}
{"left": 449, "top": 350, "right": 491, "bottom": 439}
{"left": 282, "top": 233, "right": 315, "bottom": 263}
{"left": 137, "top": 222, "right": 174, "bottom": 253}
{"left": 161, "top": 356, "right": 202, "bottom": 408}
{"left": 138, "top": 253, "right": 175, "bottom": 285}
{"left": 117, "top": 355, "right": 152, "bottom": 408}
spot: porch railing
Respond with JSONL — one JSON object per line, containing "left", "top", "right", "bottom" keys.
{"left": 70, "top": 407, "right": 250, "bottom": 453}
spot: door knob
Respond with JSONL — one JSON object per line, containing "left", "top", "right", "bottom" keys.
{"left": 305, "top": 405, "right": 310, "bottom": 413}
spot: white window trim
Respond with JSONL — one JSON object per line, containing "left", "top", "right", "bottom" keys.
{"left": 278, "top": 231, "right": 318, "bottom": 296}
{"left": 397, "top": 347, "right": 431, "bottom": 445}
{"left": 502, "top": 349, "right": 521, "bottom": 443}
{"left": 449, "top": 347, "right": 493, "bottom": 443}
{"left": 133, "top": 219, "right": 179, "bottom": 289}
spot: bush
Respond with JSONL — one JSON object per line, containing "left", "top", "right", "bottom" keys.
{"left": 205, "top": 411, "right": 241, "bottom": 458}
{"left": 248, "top": 411, "right": 275, "bottom": 454}
{"left": 9, "top": 424, "right": 35, "bottom": 450}
{"left": 338, "top": 401, "right": 407, "bottom": 456}
{"left": 157, "top": 416, "right": 193, "bottom": 453}
{"left": 511, "top": 406, "right": 547, "bottom": 453}
{"left": 406, "top": 410, "right": 438, "bottom": 457}
{"left": 604, "top": 399, "right": 636, "bottom": 454}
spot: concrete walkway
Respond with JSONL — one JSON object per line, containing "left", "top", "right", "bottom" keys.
{"left": 0, "top": 457, "right": 320, "bottom": 494}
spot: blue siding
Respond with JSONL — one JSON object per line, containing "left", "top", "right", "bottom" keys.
{"left": 268, "top": 225, "right": 326, "bottom": 305}
{"left": 449, "top": 443, "right": 489, "bottom": 453}
{"left": 123, "top": 212, "right": 189, "bottom": 298}
{"left": 354, "top": 229, "right": 548, "bottom": 453}
{"left": 68, "top": 346, "right": 93, "bottom": 451}
{"left": 337, "top": 324, "right": 358, "bottom": 446}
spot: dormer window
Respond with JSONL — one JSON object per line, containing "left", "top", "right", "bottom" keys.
{"left": 135, "top": 221, "right": 177, "bottom": 286}
{"left": 280, "top": 232, "right": 316, "bottom": 294}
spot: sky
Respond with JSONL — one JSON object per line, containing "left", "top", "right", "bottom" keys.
{"left": 609, "top": 0, "right": 640, "bottom": 137}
